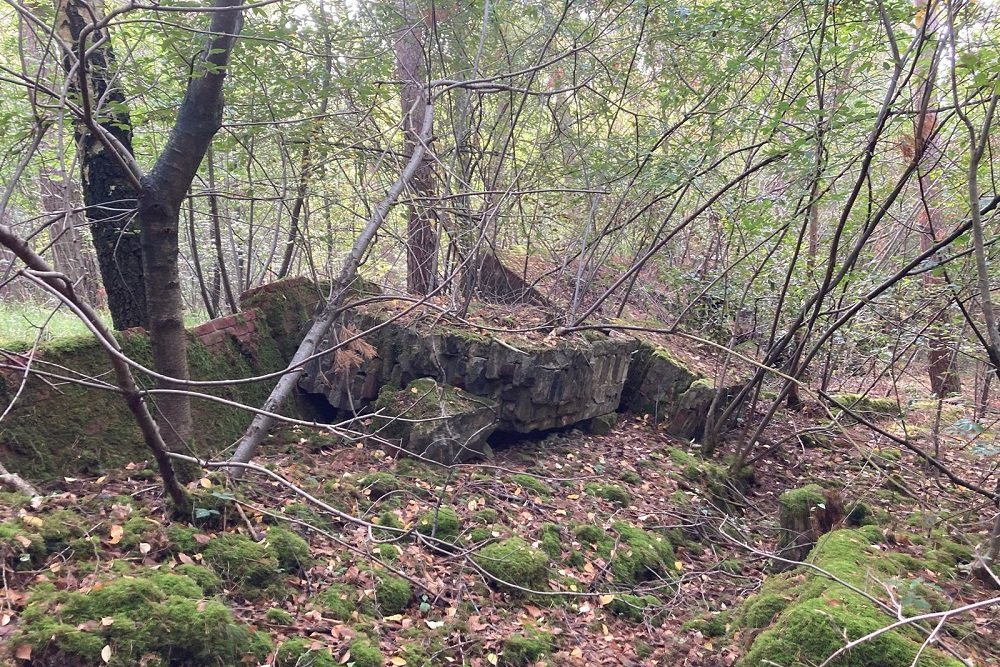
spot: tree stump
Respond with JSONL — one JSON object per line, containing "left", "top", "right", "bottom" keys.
{"left": 774, "top": 484, "right": 844, "bottom": 570}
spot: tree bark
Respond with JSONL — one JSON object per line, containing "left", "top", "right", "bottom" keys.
{"left": 138, "top": 0, "right": 245, "bottom": 477}
{"left": 396, "top": 0, "right": 438, "bottom": 295}
{"left": 912, "top": 0, "right": 960, "bottom": 398}
{"left": 55, "top": 0, "right": 147, "bottom": 329}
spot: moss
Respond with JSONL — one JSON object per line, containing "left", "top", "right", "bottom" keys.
{"left": 845, "top": 502, "right": 876, "bottom": 527}
{"left": 584, "top": 482, "right": 631, "bottom": 506}
{"left": 620, "top": 470, "right": 642, "bottom": 485}
{"left": 500, "top": 629, "right": 553, "bottom": 666}
{"left": 394, "top": 458, "right": 444, "bottom": 484}
{"left": 585, "top": 412, "right": 618, "bottom": 435}
{"left": 119, "top": 515, "right": 156, "bottom": 550}
{"left": 165, "top": 524, "right": 201, "bottom": 554}
{"left": 369, "top": 571, "right": 412, "bottom": 615}
{"left": 283, "top": 501, "right": 333, "bottom": 531}
{"left": 0, "top": 315, "right": 300, "bottom": 480}
{"left": 719, "top": 559, "right": 742, "bottom": 574}
{"left": 830, "top": 393, "right": 901, "bottom": 419}
{"left": 417, "top": 506, "right": 462, "bottom": 542}
{"left": 348, "top": 638, "right": 384, "bottom": 667}
{"left": 12, "top": 569, "right": 270, "bottom": 666}
{"left": 470, "top": 526, "right": 492, "bottom": 542}
{"left": 0, "top": 519, "right": 46, "bottom": 567}
{"left": 373, "top": 510, "right": 405, "bottom": 540}
{"left": 266, "top": 607, "right": 295, "bottom": 624}
{"left": 320, "top": 583, "right": 359, "bottom": 621}
{"left": 267, "top": 526, "right": 312, "bottom": 572}
{"left": 474, "top": 537, "right": 549, "bottom": 591}
{"left": 202, "top": 532, "right": 282, "bottom": 598}
{"left": 358, "top": 472, "right": 403, "bottom": 499}
{"left": 736, "top": 592, "right": 792, "bottom": 629}
{"left": 737, "top": 530, "right": 964, "bottom": 667}
{"left": 275, "top": 638, "right": 336, "bottom": 667}
{"left": 740, "top": 589, "right": 961, "bottom": 667}
{"left": 474, "top": 508, "right": 498, "bottom": 524}
{"left": 779, "top": 484, "right": 827, "bottom": 515}
{"left": 174, "top": 564, "right": 221, "bottom": 593}
{"left": 378, "top": 543, "right": 400, "bottom": 562}
{"left": 573, "top": 524, "right": 605, "bottom": 544}
{"left": 682, "top": 614, "right": 727, "bottom": 637}
{"left": 0, "top": 491, "right": 31, "bottom": 509}
{"left": 539, "top": 523, "right": 562, "bottom": 559}
{"left": 606, "top": 522, "right": 675, "bottom": 585}
{"left": 511, "top": 473, "right": 552, "bottom": 497}
{"left": 608, "top": 594, "right": 659, "bottom": 622}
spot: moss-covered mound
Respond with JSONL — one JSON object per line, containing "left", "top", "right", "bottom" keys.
{"left": 573, "top": 522, "right": 674, "bottom": 585}
{"left": 275, "top": 638, "right": 336, "bottom": 667}
{"left": 474, "top": 537, "right": 549, "bottom": 591}
{"left": 500, "top": 628, "right": 554, "bottom": 666}
{"left": 10, "top": 570, "right": 271, "bottom": 666}
{"left": 202, "top": 532, "right": 284, "bottom": 598}
{"left": 0, "top": 309, "right": 302, "bottom": 480}
{"left": 736, "top": 529, "right": 963, "bottom": 667}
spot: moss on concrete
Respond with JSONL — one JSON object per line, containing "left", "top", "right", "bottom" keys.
{"left": 0, "top": 312, "right": 302, "bottom": 479}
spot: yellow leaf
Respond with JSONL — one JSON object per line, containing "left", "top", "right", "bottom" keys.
{"left": 108, "top": 525, "right": 124, "bottom": 545}
{"left": 21, "top": 516, "right": 43, "bottom": 528}
{"left": 390, "top": 658, "right": 408, "bottom": 666}
{"left": 674, "top": 561, "right": 684, "bottom": 571}
{"left": 486, "top": 653, "right": 499, "bottom": 666}
{"left": 571, "top": 648, "right": 583, "bottom": 657}
{"left": 425, "top": 620, "right": 444, "bottom": 629}
{"left": 383, "top": 614, "right": 404, "bottom": 622}
{"left": 100, "top": 617, "right": 114, "bottom": 627}
{"left": 199, "top": 478, "right": 213, "bottom": 489}
{"left": 598, "top": 594, "right": 615, "bottom": 606}
{"left": 101, "top": 645, "right": 112, "bottom": 663}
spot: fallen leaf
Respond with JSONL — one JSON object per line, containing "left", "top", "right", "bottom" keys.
{"left": 101, "top": 645, "right": 112, "bottom": 663}
{"left": 21, "top": 516, "right": 43, "bottom": 528}
{"left": 108, "top": 525, "right": 124, "bottom": 545}
{"left": 15, "top": 644, "right": 31, "bottom": 660}
{"left": 486, "top": 653, "right": 499, "bottom": 666}
{"left": 425, "top": 620, "right": 444, "bottom": 629}
{"left": 390, "top": 658, "right": 408, "bottom": 665}
{"left": 340, "top": 649, "right": 351, "bottom": 664}
{"left": 100, "top": 617, "right": 114, "bottom": 627}
{"left": 598, "top": 594, "right": 615, "bottom": 606}
{"left": 177, "top": 553, "right": 194, "bottom": 565}
{"left": 383, "top": 614, "right": 404, "bottom": 622}
{"left": 199, "top": 478, "right": 213, "bottom": 489}
{"left": 139, "top": 542, "right": 151, "bottom": 555}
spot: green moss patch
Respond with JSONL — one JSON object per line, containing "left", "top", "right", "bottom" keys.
{"left": 275, "top": 638, "right": 336, "bottom": 667}
{"left": 202, "top": 532, "right": 283, "bottom": 599}
{"left": 608, "top": 593, "right": 660, "bottom": 623}
{"left": 348, "top": 638, "right": 384, "bottom": 667}
{"left": 417, "top": 506, "right": 462, "bottom": 542}
{"left": 736, "top": 529, "right": 963, "bottom": 667}
{"left": 500, "top": 628, "right": 554, "bottom": 666}
{"left": 584, "top": 482, "right": 631, "bottom": 506}
{"left": 266, "top": 526, "right": 312, "bottom": 573}
{"left": 474, "top": 537, "right": 549, "bottom": 591}
{"left": 510, "top": 473, "right": 552, "bottom": 497}
{"left": 11, "top": 570, "right": 271, "bottom": 666}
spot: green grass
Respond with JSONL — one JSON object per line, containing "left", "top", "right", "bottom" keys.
{"left": 0, "top": 302, "right": 210, "bottom": 348}
{"left": 0, "top": 302, "right": 102, "bottom": 348}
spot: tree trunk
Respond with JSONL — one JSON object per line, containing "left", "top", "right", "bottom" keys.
{"left": 396, "top": 0, "right": 438, "bottom": 295}
{"left": 912, "top": 0, "right": 961, "bottom": 399}
{"left": 55, "top": 0, "right": 147, "bottom": 329}
{"left": 39, "top": 162, "right": 100, "bottom": 306}
{"left": 137, "top": 0, "right": 245, "bottom": 477}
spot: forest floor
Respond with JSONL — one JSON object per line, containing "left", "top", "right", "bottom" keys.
{"left": 1, "top": 403, "right": 998, "bottom": 666}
